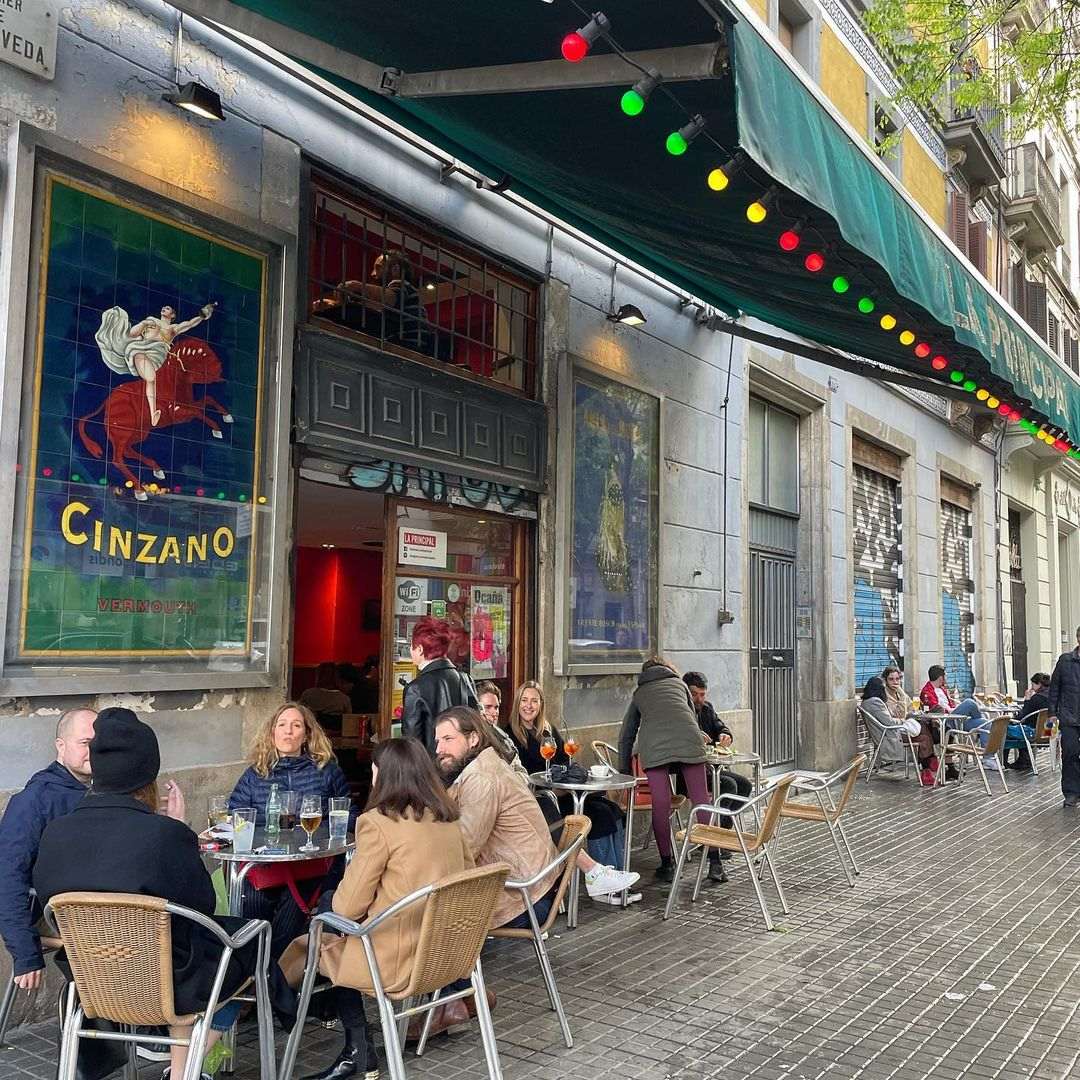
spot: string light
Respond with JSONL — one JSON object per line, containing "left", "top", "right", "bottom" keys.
{"left": 746, "top": 187, "right": 777, "bottom": 223}
{"left": 932, "top": 355, "right": 947, "bottom": 370}
{"left": 857, "top": 297, "right": 875, "bottom": 314}
{"left": 963, "top": 379, "right": 977, "bottom": 392}
{"left": 950, "top": 371, "right": 965, "bottom": 383}
{"left": 987, "top": 396, "right": 1000, "bottom": 409}
{"left": 914, "top": 343, "right": 931, "bottom": 358}
{"left": 804, "top": 252, "right": 825, "bottom": 272}
{"left": 620, "top": 67, "right": 661, "bottom": 116}
{"left": 707, "top": 167, "right": 729, "bottom": 191}
{"left": 976, "top": 388, "right": 989, "bottom": 401}
{"left": 666, "top": 114, "right": 705, "bottom": 156}
{"left": 779, "top": 226, "right": 802, "bottom": 251}
{"left": 831, "top": 276, "right": 850, "bottom": 294}
{"left": 899, "top": 330, "right": 916, "bottom": 346}
{"left": 880, "top": 314, "right": 897, "bottom": 331}
{"left": 561, "top": 12, "right": 610, "bottom": 62}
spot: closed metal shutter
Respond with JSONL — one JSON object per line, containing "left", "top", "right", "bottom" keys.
{"left": 940, "top": 497, "right": 976, "bottom": 696}
{"left": 853, "top": 463, "right": 903, "bottom": 691}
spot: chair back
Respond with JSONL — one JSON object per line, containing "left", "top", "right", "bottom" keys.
{"left": 402, "top": 864, "right": 510, "bottom": 998}
{"left": 540, "top": 815, "right": 591, "bottom": 933}
{"left": 1031, "top": 709, "right": 1053, "bottom": 741}
{"left": 829, "top": 754, "right": 867, "bottom": 819}
{"left": 747, "top": 775, "right": 794, "bottom": 844}
{"left": 47, "top": 892, "right": 180, "bottom": 1025}
{"left": 856, "top": 704, "right": 883, "bottom": 747}
{"left": 983, "top": 715, "right": 1010, "bottom": 754}
{"left": 591, "top": 741, "right": 617, "bottom": 768}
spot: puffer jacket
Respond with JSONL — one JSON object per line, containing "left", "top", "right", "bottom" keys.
{"left": 618, "top": 665, "right": 708, "bottom": 773}
{"left": 228, "top": 754, "right": 353, "bottom": 827}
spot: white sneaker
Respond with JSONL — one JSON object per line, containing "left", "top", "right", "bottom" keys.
{"left": 584, "top": 865, "right": 641, "bottom": 897}
{"left": 591, "top": 891, "right": 643, "bottom": 905}
{"left": 138, "top": 1044, "right": 171, "bottom": 1063}
{"left": 982, "top": 755, "right": 1001, "bottom": 772}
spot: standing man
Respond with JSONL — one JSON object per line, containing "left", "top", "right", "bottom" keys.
{"left": 1048, "top": 628, "right": 1080, "bottom": 807}
{"left": 0, "top": 708, "right": 96, "bottom": 991}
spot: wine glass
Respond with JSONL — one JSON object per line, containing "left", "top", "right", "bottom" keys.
{"left": 207, "top": 795, "right": 229, "bottom": 833}
{"left": 563, "top": 730, "right": 580, "bottom": 761}
{"left": 299, "top": 794, "right": 322, "bottom": 852}
{"left": 539, "top": 734, "right": 558, "bottom": 780}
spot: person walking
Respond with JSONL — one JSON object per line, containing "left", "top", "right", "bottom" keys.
{"left": 1048, "top": 627, "right": 1080, "bottom": 807}
{"left": 401, "top": 617, "right": 478, "bottom": 754}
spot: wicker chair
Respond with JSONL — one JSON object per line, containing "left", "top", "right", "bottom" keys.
{"left": 775, "top": 755, "right": 866, "bottom": 887}
{"left": 592, "top": 740, "right": 686, "bottom": 850}
{"left": 942, "top": 715, "right": 1010, "bottom": 795}
{"left": 281, "top": 863, "right": 511, "bottom": 1080}
{"left": 45, "top": 892, "right": 274, "bottom": 1080}
{"left": 0, "top": 889, "right": 62, "bottom": 1048}
{"left": 664, "top": 775, "right": 795, "bottom": 931}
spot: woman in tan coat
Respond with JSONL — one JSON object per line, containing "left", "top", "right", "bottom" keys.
{"left": 287, "top": 737, "right": 472, "bottom": 1080}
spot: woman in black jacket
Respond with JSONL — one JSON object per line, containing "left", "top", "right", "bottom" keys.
{"left": 34, "top": 708, "right": 285, "bottom": 1080}
{"left": 401, "top": 617, "right": 478, "bottom": 753}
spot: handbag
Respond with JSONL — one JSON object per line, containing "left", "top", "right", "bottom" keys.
{"left": 247, "top": 858, "right": 334, "bottom": 915}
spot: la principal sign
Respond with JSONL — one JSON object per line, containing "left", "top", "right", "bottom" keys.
{"left": 1, "top": 0, "right": 57, "bottom": 81}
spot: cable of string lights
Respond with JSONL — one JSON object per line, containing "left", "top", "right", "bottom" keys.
{"left": 554, "top": 3, "right": 1079, "bottom": 455}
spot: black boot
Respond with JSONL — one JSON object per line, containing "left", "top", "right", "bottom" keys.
{"left": 300, "top": 1027, "right": 374, "bottom": 1080}
{"left": 654, "top": 857, "right": 675, "bottom": 883}
{"left": 707, "top": 855, "right": 728, "bottom": 883}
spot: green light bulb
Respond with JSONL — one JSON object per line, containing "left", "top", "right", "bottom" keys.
{"left": 832, "top": 276, "right": 850, "bottom": 294}
{"left": 963, "top": 379, "right": 977, "bottom": 392}
{"left": 666, "top": 131, "right": 688, "bottom": 156}
{"left": 950, "top": 371, "right": 965, "bottom": 384}
{"left": 620, "top": 89, "right": 645, "bottom": 116}
{"left": 857, "top": 297, "right": 874, "bottom": 314}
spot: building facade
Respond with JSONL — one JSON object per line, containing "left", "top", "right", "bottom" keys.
{"left": 0, "top": 0, "right": 1078, "bottom": 990}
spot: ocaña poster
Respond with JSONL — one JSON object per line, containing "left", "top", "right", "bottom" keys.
{"left": 470, "top": 585, "right": 509, "bottom": 679}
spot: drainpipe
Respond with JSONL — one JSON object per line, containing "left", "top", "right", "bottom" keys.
{"left": 993, "top": 424, "right": 1009, "bottom": 692}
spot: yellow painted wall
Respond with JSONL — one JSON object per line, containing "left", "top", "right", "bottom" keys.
{"left": 818, "top": 26, "right": 867, "bottom": 135}
{"left": 901, "top": 130, "right": 947, "bottom": 228}
{"left": 747, "top": 0, "right": 768, "bottom": 20}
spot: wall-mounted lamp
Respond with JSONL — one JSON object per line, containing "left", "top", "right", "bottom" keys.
{"left": 608, "top": 303, "right": 647, "bottom": 326}
{"left": 163, "top": 14, "right": 224, "bottom": 121}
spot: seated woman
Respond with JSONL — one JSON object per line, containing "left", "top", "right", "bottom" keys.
{"left": 229, "top": 703, "right": 354, "bottom": 959}
{"left": 505, "top": 681, "right": 639, "bottom": 902}
{"left": 282, "top": 737, "right": 470, "bottom": 1080}
{"left": 862, "top": 671, "right": 937, "bottom": 785}
{"left": 1005, "top": 673, "right": 1049, "bottom": 770}
{"left": 34, "top": 708, "right": 283, "bottom": 1080}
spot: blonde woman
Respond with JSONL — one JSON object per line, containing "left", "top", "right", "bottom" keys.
{"left": 228, "top": 703, "right": 353, "bottom": 958}
{"left": 505, "top": 681, "right": 639, "bottom": 901}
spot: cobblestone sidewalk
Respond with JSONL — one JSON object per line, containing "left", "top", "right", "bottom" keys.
{"left": 4, "top": 764, "right": 1079, "bottom": 1080}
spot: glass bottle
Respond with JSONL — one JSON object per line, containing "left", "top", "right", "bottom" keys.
{"left": 265, "top": 783, "right": 282, "bottom": 839}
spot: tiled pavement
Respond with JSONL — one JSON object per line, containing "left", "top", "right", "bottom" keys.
{"left": 4, "top": 763, "right": 1080, "bottom": 1080}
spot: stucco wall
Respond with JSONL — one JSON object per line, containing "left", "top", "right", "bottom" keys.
{"left": 818, "top": 25, "right": 867, "bottom": 136}
{"left": 901, "top": 130, "right": 947, "bottom": 230}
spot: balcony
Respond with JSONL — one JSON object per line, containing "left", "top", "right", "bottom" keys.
{"left": 1004, "top": 143, "right": 1063, "bottom": 257}
{"left": 941, "top": 71, "right": 1008, "bottom": 188}
{"left": 1002, "top": 0, "right": 1049, "bottom": 34}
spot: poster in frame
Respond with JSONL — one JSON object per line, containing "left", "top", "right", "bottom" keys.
{"left": 8, "top": 169, "right": 272, "bottom": 668}
{"left": 561, "top": 364, "right": 660, "bottom": 673}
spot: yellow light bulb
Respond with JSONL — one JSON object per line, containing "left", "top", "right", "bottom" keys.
{"left": 746, "top": 201, "right": 767, "bottom": 223}
{"left": 880, "top": 314, "right": 897, "bottom": 331}
{"left": 976, "top": 388, "right": 989, "bottom": 401}
{"left": 899, "top": 330, "right": 915, "bottom": 346}
{"left": 987, "top": 396, "right": 1000, "bottom": 409}
{"left": 708, "top": 168, "right": 729, "bottom": 192}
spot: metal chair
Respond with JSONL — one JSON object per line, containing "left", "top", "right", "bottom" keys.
{"left": 775, "top": 755, "right": 866, "bottom": 887}
{"left": 664, "top": 775, "right": 795, "bottom": 931}
{"left": 592, "top": 740, "right": 686, "bottom": 850}
{"left": 1009, "top": 709, "right": 1059, "bottom": 776}
{"left": 482, "top": 815, "right": 589, "bottom": 1050}
{"left": 0, "top": 889, "right": 62, "bottom": 1048}
{"left": 281, "top": 863, "right": 511, "bottom": 1080}
{"left": 942, "top": 715, "right": 1011, "bottom": 796}
{"left": 46, "top": 892, "right": 275, "bottom": 1080}
{"left": 858, "top": 705, "right": 925, "bottom": 785}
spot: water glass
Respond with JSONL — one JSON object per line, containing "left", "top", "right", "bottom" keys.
{"left": 232, "top": 808, "right": 256, "bottom": 854}
{"left": 329, "top": 797, "right": 350, "bottom": 845}
{"left": 207, "top": 795, "right": 229, "bottom": 832}
{"left": 279, "top": 791, "right": 299, "bottom": 831}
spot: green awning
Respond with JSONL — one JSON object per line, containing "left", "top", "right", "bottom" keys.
{"left": 187, "top": 0, "right": 1080, "bottom": 447}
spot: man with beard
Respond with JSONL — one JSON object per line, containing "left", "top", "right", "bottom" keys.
{"left": 418, "top": 707, "right": 559, "bottom": 1039}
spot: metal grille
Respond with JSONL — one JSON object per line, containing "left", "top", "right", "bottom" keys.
{"left": 852, "top": 465, "right": 903, "bottom": 687}
{"left": 749, "top": 507, "right": 797, "bottom": 554}
{"left": 750, "top": 547, "right": 797, "bottom": 770}
{"left": 306, "top": 178, "right": 538, "bottom": 394}
{"left": 940, "top": 499, "right": 976, "bottom": 696}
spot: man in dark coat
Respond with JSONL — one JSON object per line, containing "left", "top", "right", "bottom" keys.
{"left": 1048, "top": 628, "right": 1080, "bottom": 807}
{"left": 34, "top": 708, "right": 272, "bottom": 1080}
{"left": 402, "top": 617, "right": 478, "bottom": 753}
{"left": 0, "top": 708, "right": 95, "bottom": 992}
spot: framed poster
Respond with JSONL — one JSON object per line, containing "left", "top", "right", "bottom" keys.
{"left": 9, "top": 171, "right": 272, "bottom": 666}
{"left": 560, "top": 365, "right": 660, "bottom": 673}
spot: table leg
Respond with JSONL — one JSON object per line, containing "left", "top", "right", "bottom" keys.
{"left": 621, "top": 791, "right": 634, "bottom": 908}
{"left": 221, "top": 863, "right": 248, "bottom": 1074}
{"left": 567, "top": 792, "right": 585, "bottom": 929}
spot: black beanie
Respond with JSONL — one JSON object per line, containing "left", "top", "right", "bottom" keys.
{"left": 89, "top": 707, "right": 160, "bottom": 795}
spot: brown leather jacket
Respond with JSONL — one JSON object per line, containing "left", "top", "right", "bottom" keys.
{"left": 450, "top": 748, "right": 558, "bottom": 927}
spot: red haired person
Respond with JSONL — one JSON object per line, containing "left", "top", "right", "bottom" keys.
{"left": 401, "top": 617, "right": 479, "bottom": 754}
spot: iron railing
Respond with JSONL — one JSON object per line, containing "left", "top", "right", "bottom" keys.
{"left": 1009, "top": 142, "right": 1062, "bottom": 234}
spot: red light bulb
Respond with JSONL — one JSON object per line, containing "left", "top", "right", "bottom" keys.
{"left": 997, "top": 403, "right": 1011, "bottom": 416}
{"left": 804, "top": 252, "right": 825, "bottom": 272}
{"left": 1010, "top": 410, "right": 1022, "bottom": 422}
{"left": 779, "top": 230, "right": 801, "bottom": 252}
{"left": 931, "top": 355, "right": 947, "bottom": 370}
{"left": 561, "top": 32, "right": 589, "bottom": 62}
{"left": 914, "top": 342, "right": 931, "bottom": 358}
{"left": 1054, "top": 439, "right": 1069, "bottom": 452}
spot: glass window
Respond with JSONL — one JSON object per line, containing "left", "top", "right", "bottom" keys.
{"left": 748, "top": 396, "right": 766, "bottom": 505}
{"left": 749, "top": 396, "right": 799, "bottom": 514}
{"left": 395, "top": 505, "right": 515, "bottom": 578}
{"left": 307, "top": 177, "right": 539, "bottom": 395}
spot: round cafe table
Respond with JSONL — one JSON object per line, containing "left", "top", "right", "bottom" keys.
{"left": 528, "top": 770, "right": 638, "bottom": 929}
{"left": 208, "top": 825, "right": 353, "bottom": 1072}
{"left": 704, "top": 750, "right": 763, "bottom": 796}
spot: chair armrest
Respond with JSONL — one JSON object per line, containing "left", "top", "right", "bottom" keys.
{"left": 314, "top": 882, "right": 436, "bottom": 939}
{"left": 505, "top": 833, "right": 585, "bottom": 891}
{"left": 165, "top": 903, "right": 269, "bottom": 951}
{"left": 311, "top": 911, "right": 365, "bottom": 938}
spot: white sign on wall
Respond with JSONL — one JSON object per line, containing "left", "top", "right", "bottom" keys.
{"left": 398, "top": 527, "right": 447, "bottom": 568}
{"left": 0, "top": 1, "right": 58, "bottom": 81}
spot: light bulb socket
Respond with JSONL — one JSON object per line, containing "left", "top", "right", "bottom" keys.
{"left": 675, "top": 114, "right": 706, "bottom": 147}
{"left": 574, "top": 12, "right": 611, "bottom": 47}
{"left": 630, "top": 67, "right": 662, "bottom": 102}
{"left": 163, "top": 80, "right": 225, "bottom": 121}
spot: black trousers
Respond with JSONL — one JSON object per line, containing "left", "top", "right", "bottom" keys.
{"left": 1062, "top": 725, "right": 1080, "bottom": 797}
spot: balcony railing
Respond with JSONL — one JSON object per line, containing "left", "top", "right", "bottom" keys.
{"left": 1009, "top": 142, "right": 1062, "bottom": 234}
{"left": 949, "top": 96, "right": 1006, "bottom": 166}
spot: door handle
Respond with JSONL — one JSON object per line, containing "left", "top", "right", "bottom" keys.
{"left": 770, "top": 654, "right": 784, "bottom": 663}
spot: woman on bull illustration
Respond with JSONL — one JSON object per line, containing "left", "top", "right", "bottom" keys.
{"left": 95, "top": 302, "right": 216, "bottom": 426}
